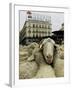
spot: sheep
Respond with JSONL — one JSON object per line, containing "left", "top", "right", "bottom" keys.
{"left": 19, "top": 50, "right": 39, "bottom": 79}
{"left": 19, "top": 42, "right": 39, "bottom": 63}
{"left": 53, "top": 44, "right": 64, "bottom": 77}
{"left": 19, "top": 47, "right": 29, "bottom": 65}
{"left": 19, "top": 61, "right": 38, "bottom": 79}
{"left": 27, "top": 47, "right": 40, "bottom": 61}
{"left": 27, "top": 42, "right": 39, "bottom": 49}
{"left": 26, "top": 38, "right": 56, "bottom": 78}
{"left": 39, "top": 38, "right": 56, "bottom": 64}
{"left": 27, "top": 46, "right": 55, "bottom": 78}
{"left": 19, "top": 39, "right": 56, "bottom": 79}
{"left": 19, "top": 43, "right": 39, "bottom": 79}
{"left": 33, "top": 51, "right": 56, "bottom": 78}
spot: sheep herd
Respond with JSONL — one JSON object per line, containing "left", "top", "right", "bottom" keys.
{"left": 19, "top": 38, "right": 64, "bottom": 79}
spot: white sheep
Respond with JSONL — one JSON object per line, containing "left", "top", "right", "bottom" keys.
{"left": 39, "top": 38, "right": 56, "bottom": 64}
{"left": 19, "top": 42, "right": 39, "bottom": 79}
{"left": 33, "top": 51, "right": 56, "bottom": 78}
{"left": 27, "top": 42, "right": 39, "bottom": 49}
{"left": 19, "top": 61, "right": 38, "bottom": 79}
{"left": 19, "top": 42, "right": 39, "bottom": 62}
{"left": 19, "top": 45, "right": 29, "bottom": 63}
{"left": 19, "top": 39, "right": 56, "bottom": 79}
{"left": 53, "top": 44, "right": 64, "bottom": 77}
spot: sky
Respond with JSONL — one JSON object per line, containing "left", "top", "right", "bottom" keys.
{"left": 19, "top": 11, "right": 64, "bottom": 31}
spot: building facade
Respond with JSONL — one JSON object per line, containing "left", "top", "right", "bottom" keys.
{"left": 20, "top": 11, "right": 52, "bottom": 45}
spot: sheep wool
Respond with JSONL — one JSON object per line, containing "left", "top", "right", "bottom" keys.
{"left": 53, "top": 58, "right": 64, "bottom": 77}
{"left": 34, "top": 52, "right": 56, "bottom": 78}
{"left": 19, "top": 42, "right": 39, "bottom": 62}
{"left": 35, "top": 65, "right": 56, "bottom": 78}
{"left": 19, "top": 61, "right": 38, "bottom": 79}
{"left": 19, "top": 42, "right": 39, "bottom": 79}
{"left": 53, "top": 44, "right": 64, "bottom": 77}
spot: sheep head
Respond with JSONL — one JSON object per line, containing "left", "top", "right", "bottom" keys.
{"left": 39, "top": 38, "right": 55, "bottom": 64}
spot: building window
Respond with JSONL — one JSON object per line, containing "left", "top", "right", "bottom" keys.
{"left": 35, "top": 29, "right": 38, "bottom": 37}
{"left": 33, "top": 33, "right": 35, "bottom": 37}
{"left": 48, "top": 26, "right": 51, "bottom": 29}
{"left": 32, "top": 30, "right": 35, "bottom": 33}
{"left": 39, "top": 25, "right": 41, "bottom": 28}
{"left": 33, "top": 24, "right": 35, "bottom": 28}
{"left": 28, "top": 29, "right": 31, "bottom": 34}
{"left": 36, "top": 34, "right": 38, "bottom": 37}
{"left": 43, "top": 24, "right": 45, "bottom": 28}
{"left": 36, "top": 29, "right": 38, "bottom": 33}
{"left": 36, "top": 24, "right": 38, "bottom": 28}
{"left": 48, "top": 31, "right": 50, "bottom": 35}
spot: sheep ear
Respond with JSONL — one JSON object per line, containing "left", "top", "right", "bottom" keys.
{"left": 39, "top": 44, "right": 43, "bottom": 49}
{"left": 27, "top": 55, "right": 34, "bottom": 61}
{"left": 51, "top": 39, "right": 55, "bottom": 45}
{"left": 55, "top": 44, "right": 59, "bottom": 47}
{"left": 54, "top": 44, "right": 59, "bottom": 48}
{"left": 39, "top": 39, "right": 47, "bottom": 49}
{"left": 39, "top": 39, "right": 44, "bottom": 49}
